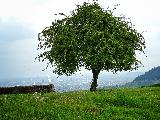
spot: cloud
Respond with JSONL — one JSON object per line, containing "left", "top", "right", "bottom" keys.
{"left": 0, "top": 38, "right": 47, "bottom": 79}
{"left": 0, "top": 17, "right": 35, "bottom": 42}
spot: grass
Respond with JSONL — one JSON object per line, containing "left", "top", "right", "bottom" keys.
{"left": 0, "top": 87, "right": 160, "bottom": 120}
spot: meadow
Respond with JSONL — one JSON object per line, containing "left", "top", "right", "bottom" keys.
{"left": 0, "top": 87, "right": 160, "bottom": 120}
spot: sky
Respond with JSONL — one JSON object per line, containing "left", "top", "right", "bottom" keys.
{"left": 0, "top": 0, "right": 160, "bottom": 79}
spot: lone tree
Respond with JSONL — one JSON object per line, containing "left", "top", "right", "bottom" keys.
{"left": 37, "top": 1, "right": 145, "bottom": 91}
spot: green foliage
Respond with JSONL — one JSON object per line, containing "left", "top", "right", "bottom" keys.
{"left": 0, "top": 87, "right": 160, "bottom": 119}
{"left": 37, "top": 1, "right": 145, "bottom": 76}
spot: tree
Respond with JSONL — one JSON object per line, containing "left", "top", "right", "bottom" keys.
{"left": 37, "top": 1, "right": 145, "bottom": 91}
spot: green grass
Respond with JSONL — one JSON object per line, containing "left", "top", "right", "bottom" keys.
{"left": 0, "top": 87, "right": 160, "bottom": 120}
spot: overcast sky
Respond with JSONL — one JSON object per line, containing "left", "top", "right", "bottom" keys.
{"left": 0, "top": 0, "right": 160, "bottom": 79}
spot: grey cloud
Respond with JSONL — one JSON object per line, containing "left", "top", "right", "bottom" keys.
{"left": 0, "top": 18, "right": 35, "bottom": 42}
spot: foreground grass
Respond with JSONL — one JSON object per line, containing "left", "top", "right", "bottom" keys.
{"left": 0, "top": 87, "right": 160, "bottom": 120}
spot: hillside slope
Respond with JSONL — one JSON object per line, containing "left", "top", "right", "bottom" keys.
{"left": 125, "top": 66, "right": 160, "bottom": 87}
{"left": 0, "top": 87, "right": 160, "bottom": 119}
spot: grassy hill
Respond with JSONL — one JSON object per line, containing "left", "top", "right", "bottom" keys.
{"left": 0, "top": 87, "right": 160, "bottom": 120}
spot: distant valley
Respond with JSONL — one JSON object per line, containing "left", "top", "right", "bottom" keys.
{"left": 0, "top": 71, "right": 142, "bottom": 92}
{"left": 2, "top": 66, "right": 160, "bottom": 92}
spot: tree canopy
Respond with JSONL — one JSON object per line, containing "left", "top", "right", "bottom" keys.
{"left": 37, "top": 1, "right": 145, "bottom": 91}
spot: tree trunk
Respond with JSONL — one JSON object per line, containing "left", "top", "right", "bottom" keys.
{"left": 90, "top": 69, "right": 100, "bottom": 91}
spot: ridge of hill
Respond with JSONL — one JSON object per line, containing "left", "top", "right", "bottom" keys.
{"left": 124, "top": 66, "right": 160, "bottom": 87}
